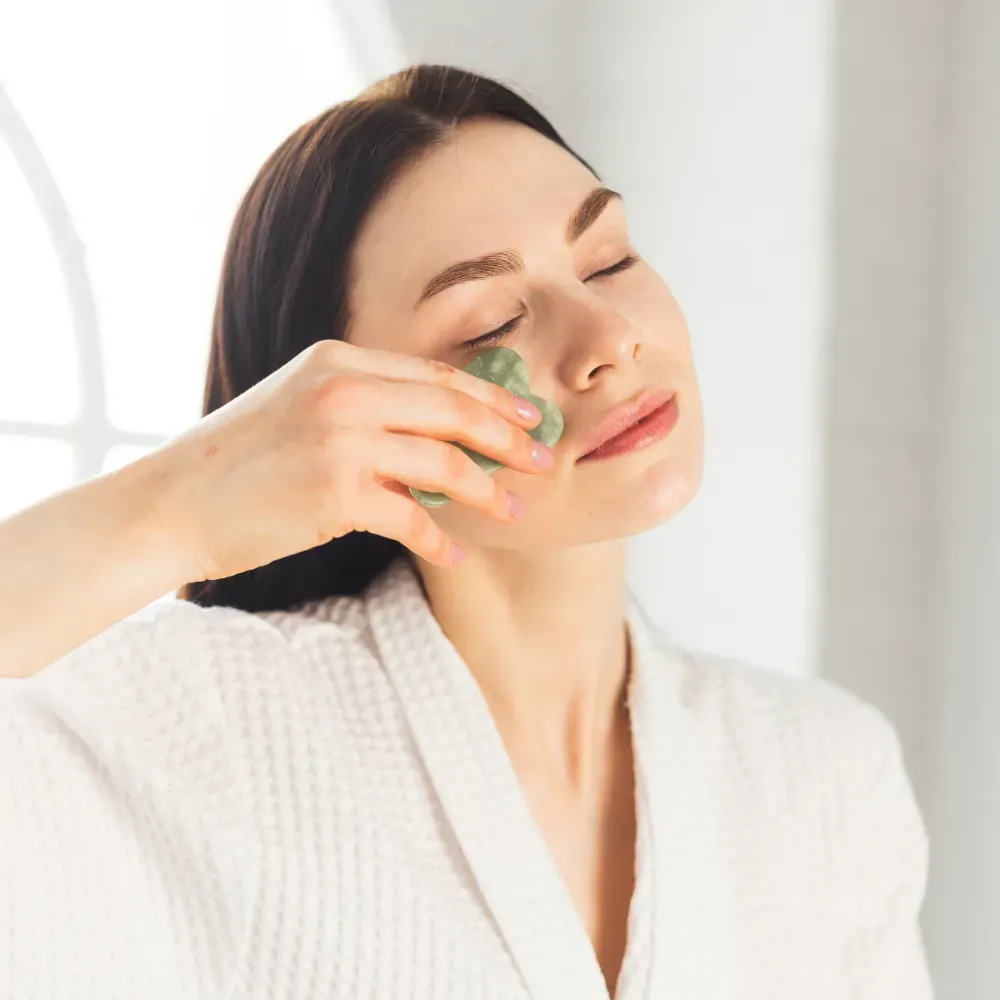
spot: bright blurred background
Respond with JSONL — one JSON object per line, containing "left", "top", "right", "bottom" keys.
{"left": 0, "top": 1, "right": 996, "bottom": 994}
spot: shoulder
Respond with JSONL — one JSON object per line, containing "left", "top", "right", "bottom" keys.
{"left": 13, "top": 597, "right": 291, "bottom": 710}
{"left": 643, "top": 633, "right": 910, "bottom": 825}
{"left": 1, "top": 600, "right": 284, "bottom": 795}
{"left": 18, "top": 589, "right": 372, "bottom": 698}
{"left": 678, "top": 639, "right": 895, "bottom": 759}
{"left": 2, "top": 594, "right": 365, "bottom": 775}
{"left": 0, "top": 598, "right": 289, "bottom": 997}
{"left": 637, "top": 634, "right": 932, "bottom": 989}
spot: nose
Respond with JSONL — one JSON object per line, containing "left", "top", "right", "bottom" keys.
{"left": 557, "top": 297, "right": 644, "bottom": 391}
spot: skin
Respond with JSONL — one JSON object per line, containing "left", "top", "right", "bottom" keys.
{"left": 348, "top": 117, "right": 705, "bottom": 992}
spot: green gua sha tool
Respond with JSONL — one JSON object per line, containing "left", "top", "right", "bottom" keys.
{"left": 409, "top": 346, "right": 564, "bottom": 508}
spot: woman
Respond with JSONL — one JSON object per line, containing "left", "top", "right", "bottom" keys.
{"left": 0, "top": 65, "right": 932, "bottom": 999}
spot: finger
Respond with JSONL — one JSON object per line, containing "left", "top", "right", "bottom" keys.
{"left": 326, "top": 375, "right": 553, "bottom": 476}
{"left": 369, "top": 431, "right": 524, "bottom": 524}
{"left": 379, "top": 479, "right": 414, "bottom": 499}
{"left": 319, "top": 340, "right": 543, "bottom": 430}
{"left": 355, "top": 483, "right": 465, "bottom": 567}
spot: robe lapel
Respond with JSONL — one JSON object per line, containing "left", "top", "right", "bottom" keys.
{"left": 624, "top": 613, "right": 746, "bottom": 998}
{"left": 365, "top": 557, "right": 649, "bottom": 1000}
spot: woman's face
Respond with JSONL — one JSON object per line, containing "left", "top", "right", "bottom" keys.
{"left": 347, "top": 117, "right": 704, "bottom": 553}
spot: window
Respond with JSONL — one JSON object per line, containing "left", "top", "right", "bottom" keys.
{"left": 1, "top": 1, "right": 391, "bottom": 592}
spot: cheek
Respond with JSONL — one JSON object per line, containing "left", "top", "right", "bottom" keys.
{"left": 628, "top": 272, "right": 688, "bottom": 346}
{"left": 425, "top": 423, "right": 705, "bottom": 550}
{"left": 423, "top": 458, "right": 567, "bottom": 541}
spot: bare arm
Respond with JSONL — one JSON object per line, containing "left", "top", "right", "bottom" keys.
{"left": 0, "top": 451, "right": 194, "bottom": 680}
{"left": 0, "top": 340, "right": 553, "bottom": 681}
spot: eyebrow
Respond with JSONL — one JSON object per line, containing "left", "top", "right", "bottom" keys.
{"left": 415, "top": 186, "right": 622, "bottom": 306}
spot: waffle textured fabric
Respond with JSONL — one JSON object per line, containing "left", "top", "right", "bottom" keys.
{"left": 1, "top": 555, "right": 933, "bottom": 999}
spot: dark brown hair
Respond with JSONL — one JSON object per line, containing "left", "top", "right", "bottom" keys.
{"left": 177, "top": 64, "right": 597, "bottom": 612}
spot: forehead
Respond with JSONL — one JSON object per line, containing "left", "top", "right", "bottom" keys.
{"left": 349, "top": 118, "right": 600, "bottom": 317}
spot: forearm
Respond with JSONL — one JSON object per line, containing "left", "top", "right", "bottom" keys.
{"left": 0, "top": 452, "right": 196, "bottom": 679}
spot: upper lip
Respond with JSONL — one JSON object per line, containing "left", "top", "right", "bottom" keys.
{"left": 576, "top": 387, "right": 677, "bottom": 459}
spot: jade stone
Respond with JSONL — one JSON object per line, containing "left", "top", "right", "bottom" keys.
{"left": 409, "top": 346, "right": 565, "bottom": 507}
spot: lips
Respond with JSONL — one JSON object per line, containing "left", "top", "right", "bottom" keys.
{"left": 577, "top": 388, "right": 677, "bottom": 460}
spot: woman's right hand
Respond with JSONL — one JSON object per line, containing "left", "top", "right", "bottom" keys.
{"left": 150, "top": 338, "right": 555, "bottom": 580}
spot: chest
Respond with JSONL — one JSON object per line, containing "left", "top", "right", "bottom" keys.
{"left": 224, "top": 643, "right": 851, "bottom": 1000}
{"left": 514, "top": 744, "right": 638, "bottom": 997}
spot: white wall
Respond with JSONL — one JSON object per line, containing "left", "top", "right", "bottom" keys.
{"left": 820, "top": 0, "right": 948, "bottom": 782}
{"left": 920, "top": 0, "right": 1000, "bottom": 994}
{"left": 820, "top": 1, "right": 999, "bottom": 992}
{"left": 378, "top": 0, "right": 583, "bottom": 136}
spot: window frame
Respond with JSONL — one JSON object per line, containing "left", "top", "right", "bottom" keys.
{"left": 0, "top": 83, "right": 167, "bottom": 484}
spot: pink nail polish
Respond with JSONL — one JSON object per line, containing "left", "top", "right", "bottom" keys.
{"left": 530, "top": 442, "right": 555, "bottom": 468}
{"left": 514, "top": 397, "right": 541, "bottom": 422}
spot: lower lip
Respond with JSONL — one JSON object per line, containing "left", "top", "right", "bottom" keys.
{"left": 579, "top": 395, "right": 680, "bottom": 462}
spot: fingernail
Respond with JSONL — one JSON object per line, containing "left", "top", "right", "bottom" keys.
{"left": 514, "top": 396, "right": 541, "bottom": 422}
{"left": 451, "top": 541, "right": 468, "bottom": 564}
{"left": 530, "top": 442, "right": 555, "bottom": 468}
{"left": 507, "top": 491, "right": 526, "bottom": 519}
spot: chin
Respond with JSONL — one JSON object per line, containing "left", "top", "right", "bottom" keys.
{"left": 438, "top": 447, "right": 704, "bottom": 553}
{"left": 596, "top": 455, "right": 702, "bottom": 537}
{"left": 568, "top": 400, "right": 704, "bottom": 526}
{"left": 520, "top": 453, "right": 703, "bottom": 549}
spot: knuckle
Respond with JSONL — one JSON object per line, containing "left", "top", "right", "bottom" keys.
{"left": 319, "top": 497, "right": 354, "bottom": 540}
{"left": 426, "top": 527, "right": 452, "bottom": 562}
{"left": 319, "top": 429, "right": 350, "bottom": 472}
{"left": 443, "top": 442, "right": 469, "bottom": 482}
{"left": 317, "top": 463, "right": 361, "bottom": 532}
{"left": 296, "top": 339, "right": 347, "bottom": 379}
{"left": 436, "top": 535, "right": 454, "bottom": 562}
{"left": 482, "top": 415, "right": 515, "bottom": 457}
{"left": 501, "top": 419, "right": 519, "bottom": 453}
{"left": 318, "top": 431, "right": 369, "bottom": 504}
{"left": 426, "top": 358, "right": 460, "bottom": 384}
{"left": 518, "top": 427, "right": 537, "bottom": 459}
{"left": 406, "top": 502, "right": 434, "bottom": 543}
{"left": 309, "top": 338, "right": 351, "bottom": 367}
{"left": 491, "top": 477, "right": 508, "bottom": 508}
{"left": 451, "top": 391, "right": 480, "bottom": 426}
{"left": 316, "top": 370, "right": 371, "bottom": 422}
{"left": 490, "top": 383, "right": 513, "bottom": 409}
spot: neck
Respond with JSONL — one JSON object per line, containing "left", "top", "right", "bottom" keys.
{"left": 413, "top": 540, "right": 632, "bottom": 794}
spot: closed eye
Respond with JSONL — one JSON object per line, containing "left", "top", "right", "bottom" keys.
{"left": 461, "top": 314, "right": 524, "bottom": 352}
{"left": 460, "top": 254, "right": 640, "bottom": 351}
{"left": 585, "top": 253, "right": 640, "bottom": 280}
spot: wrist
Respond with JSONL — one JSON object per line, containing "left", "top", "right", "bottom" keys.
{"left": 108, "top": 445, "right": 206, "bottom": 592}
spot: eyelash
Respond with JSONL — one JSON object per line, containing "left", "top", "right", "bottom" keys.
{"left": 461, "top": 253, "right": 640, "bottom": 350}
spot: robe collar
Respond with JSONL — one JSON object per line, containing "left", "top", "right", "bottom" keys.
{"left": 363, "top": 555, "right": 741, "bottom": 999}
